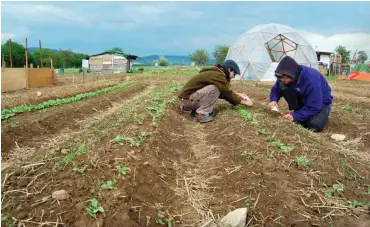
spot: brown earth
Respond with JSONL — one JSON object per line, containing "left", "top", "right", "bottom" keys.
{"left": 1, "top": 77, "right": 370, "bottom": 227}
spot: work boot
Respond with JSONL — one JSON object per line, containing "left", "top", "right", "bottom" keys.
{"left": 190, "top": 110, "right": 197, "bottom": 122}
{"left": 197, "top": 112, "right": 214, "bottom": 123}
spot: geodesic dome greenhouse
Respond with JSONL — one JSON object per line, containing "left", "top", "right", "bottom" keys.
{"left": 226, "top": 24, "right": 318, "bottom": 81}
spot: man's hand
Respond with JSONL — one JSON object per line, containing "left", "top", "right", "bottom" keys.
{"left": 240, "top": 99, "right": 253, "bottom": 107}
{"left": 267, "top": 101, "right": 278, "bottom": 109}
{"left": 283, "top": 113, "right": 294, "bottom": 121}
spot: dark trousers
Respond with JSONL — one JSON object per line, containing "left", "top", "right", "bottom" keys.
{"left": 279, "top": 84, "right": 330, "bottom": 132}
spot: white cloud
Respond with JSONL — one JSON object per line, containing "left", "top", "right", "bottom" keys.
{"left": 298, "top": 30, "right": 370, "bottom": 56}
{"left": 1, "top": 33, "right": 15, "bottom": 40}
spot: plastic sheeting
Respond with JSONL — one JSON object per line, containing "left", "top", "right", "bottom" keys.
{"left": 226, "top": 23, "right": 318, "bottom": 81}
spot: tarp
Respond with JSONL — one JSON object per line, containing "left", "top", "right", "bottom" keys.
{"left": 348, "top": 64, "right": 370, "bottom": 81}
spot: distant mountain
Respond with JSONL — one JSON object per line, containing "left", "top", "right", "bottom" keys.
{"left": 134, "top": 55, "right": 216, "bottom": 65}
{"left": 28, "top": 47, "right": 60, "bottom": 53}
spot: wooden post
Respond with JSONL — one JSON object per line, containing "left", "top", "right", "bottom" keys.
{"left": 39, "top": 40, "right": 43, "bottom": 68}
{"left": 9, "top": 39, "right": 13, "bottom": 68}
{"left": 25, "top": 38, "right": 29, "bottom": 88}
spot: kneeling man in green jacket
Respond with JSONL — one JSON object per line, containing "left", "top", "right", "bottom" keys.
{"left": 178, "top": 60, "right": 253, "bottom": 123}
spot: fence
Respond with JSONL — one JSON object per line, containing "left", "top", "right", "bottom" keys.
{"left": 1, "top": 68, "right": 54, "bottom": 92}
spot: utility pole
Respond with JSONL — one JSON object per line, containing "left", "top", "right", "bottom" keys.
{"left": 39, "top": 40, "right": 43, "bottom": 67}
{"left": 9, "top": 39, "right": 13, "bottom": 68}
{"left": 25, "top": 38, "right": 29, "bottom": 88}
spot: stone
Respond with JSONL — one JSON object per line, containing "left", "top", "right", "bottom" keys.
{"left": 52, "top": 190, "right": 69, "bottom": 200}
{"left": 331, "top": 134, "right": 346, "bottom": 141}
{"left": 219, "top": 208, "right": 247, "bottom": 227}
{"left": 143, "top": 161, "right": 150, "bottom": 166}
{"left": 61, "top": 149, "right": 69, "bottom": 154}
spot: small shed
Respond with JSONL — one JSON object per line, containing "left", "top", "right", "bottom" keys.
{"left": 86, "top": 51, "right": 138, "bottom": 73}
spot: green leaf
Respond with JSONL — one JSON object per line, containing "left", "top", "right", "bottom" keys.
{"left": 97, "top": 207, "right": 105, "bottom": 213}
{"left": 280, "top": 145, "right": 293, "bottom": 153}
{"left": 156, "top": 217, "right": 166, "bottom": 225}
{"left": 324, "top": 190, "right": 332, "bottom": 197}
{"left": 91, "top": 198, "right": 98, "bottom": 207}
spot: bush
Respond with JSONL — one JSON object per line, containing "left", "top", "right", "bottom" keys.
{"left": 158, "top": 56, "right": 169, "bottom": 67}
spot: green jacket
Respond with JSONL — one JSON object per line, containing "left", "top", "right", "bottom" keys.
{"left": 178, "top": 67, "right": 241, "bottom": 105}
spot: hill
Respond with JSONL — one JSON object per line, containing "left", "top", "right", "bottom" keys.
{"left": 134, "top": 55, "right": 217, "bottom": 65}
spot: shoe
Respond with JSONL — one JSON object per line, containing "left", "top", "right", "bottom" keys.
{"left": 190, "top": 110, "right": 198, "bottom": 122}
{"left": 197, "top": 112, "right": 213, "bottom": 123}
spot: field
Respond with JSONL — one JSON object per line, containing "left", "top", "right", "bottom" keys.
{"left": 1, "top": 69, "right": 370, "bottom": 227}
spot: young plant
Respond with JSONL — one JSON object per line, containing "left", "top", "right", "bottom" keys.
{"left": 258, "top": 128, "right": 268, "bottom": 135}
{"left": 135, "top": 114, "right": 145, "bottom": 125}
{"left": 116, "top": 165, "right": 130, "bottom": 179}
{"left": 101, "top": 178, "right": 118, "bottom": 190}
{"left": 111, "top": 135, "right": 140, "bottom": 147}
{"left": 347, "top": 200, "right": 370, "bottom": 209}
{"left": 324, "top": 183, "right": 344, "bottom": 197}
{"left": 2, "top": 216, "right": 17, "bottom": 227}
{"left": 266, "top": 150, "right": 275, "bottom": 158}
{"left": 241, "top": 151, "right": 250, "bottom": 159}
{"left": 294, "top": 156, "right": 309, "bottom": 167}
{"left": 72, "top": 166, "right": 87, "bottom": 174}
{"left": 85, "top": 198, "right": 105, "bottom": 219}
{"left": 138, "top": 131, "right": 152, "bottom": 141}
{"left": 1, "top": 82, "right": 136, "bottom": 120}
{"left": 273, "top": 139, "right": 294, "bottom": 153}
{"left": 340, "top": 104, "right": 352, "bottom": 111}
{"left": 236, "top": 106, "right": 253, "bottom": 121}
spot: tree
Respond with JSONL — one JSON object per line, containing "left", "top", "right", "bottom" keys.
{"left": 105, "top": 47, "right": 123, "bottom": 53}
{"left": 157, "top": 56, "right": 169, "bottom": 67}
{"left": 1, "top": 40, "right": 27, "bottom": 67}
{"left": 357, "top": 51, "right": 368, "bottom": 63}
{"left": 335, "top": 45, "right": 351, "bottom": 63}
{"left": 71, "top": 53, "right": 88, "bottom": 68}
{"left": 32, "top": 49, "right": 61, "bottom": 68}
{"left": 213, "top": 45, "right": 230, "bottom": 64}
{"left": 59, "top": 48, "right": 74, "bottom": 68}
{"left": 189, "top": 49, "right": 210, "bottom": 66}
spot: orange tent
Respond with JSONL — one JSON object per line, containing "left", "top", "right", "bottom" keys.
{"left": 348, "top": 64, "right": 370, "bottom": 81}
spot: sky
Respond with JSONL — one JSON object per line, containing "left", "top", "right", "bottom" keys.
{"left": 1, "top": 1, "right": 370, "bottom": 57}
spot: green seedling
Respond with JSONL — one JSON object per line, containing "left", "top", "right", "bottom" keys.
{"left": 135, "top": 114, "right": 145, "bottom": 125}
{"left": 347, "top": 200, "right": 370, "bottom": 209}
{"left": 266, "top": 150, "right": 275, "bottom": 158}
{"left": 324, "top": 183, "right": 344, "bottom": 197}
{"left": 273, "top": 139, "right": 294, "bottom": 153}
{"left": 72, "top": 166, "right": 87, "bottom": 174}
{"left": 362, "top": 185, "right": 370, "bottom": 195}
{"left": 138, "top": 131, "right": 152, "bottom": 141}
{"left": 1, "top": 82, "right": 136, "bottom": 120}
{"left": 2, "top": 216, "right": 17, "bottom": 227}
{"left": 236, "top": 106, "right": 253, "bottom": 121}
{"left": 340, "top": 104, "right": 352, "bottom": 111}
{"left": 116, "top": 165, "right": 130, "bottom": 179}
{"left": 258, "top": 128, "right": 268, "bottom": 135}
{"left": 56, "top": 144, "right": 87, "bottom": 167}
{"left": 101, "top": 178, "right": 117, "bottom": 190}
{"left": 294, "top": 156, "right": 309, "bottom": 166}
{"left": 241, "top": 151, "right": 250, "bottom": 159}
{"left": 111, "top": 135, "right": 140, "bottom": 147}
{"left": 85, "top": 198, "right": 104, "bottom": 219}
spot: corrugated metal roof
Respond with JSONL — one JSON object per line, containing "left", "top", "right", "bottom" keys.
{"left": 86, "top": 51, "right": 138, "bottom": 59}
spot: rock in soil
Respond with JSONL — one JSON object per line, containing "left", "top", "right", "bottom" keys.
{"left": 219, "top": 208, "right": 247, "bottom": 227}
{"left": 52, "top": 190, "right": 69, "bottom": 200}
{"left": 331, "top": 134, "right": 346, "bottom": 141}
{"left": 61, "top": 149, "right": 70, "bottom": 154}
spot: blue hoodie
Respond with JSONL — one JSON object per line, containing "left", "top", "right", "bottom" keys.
{"left": 270, "top": 56, "right": 333, "bottom": 122}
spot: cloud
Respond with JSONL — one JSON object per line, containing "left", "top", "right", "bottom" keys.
{"left": 1, "top": 33, "right": 16, "bottom": 40}
{"left": 298, "top": 30, "right": 370, "bottom": 55}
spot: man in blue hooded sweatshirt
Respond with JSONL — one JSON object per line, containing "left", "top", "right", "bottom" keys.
{"left": 268, "top": 56, "right": 333, "bottom": 132}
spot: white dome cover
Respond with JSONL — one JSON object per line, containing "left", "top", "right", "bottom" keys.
{"left": 226, "top": 23, "right": 318, "bottom": 81}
